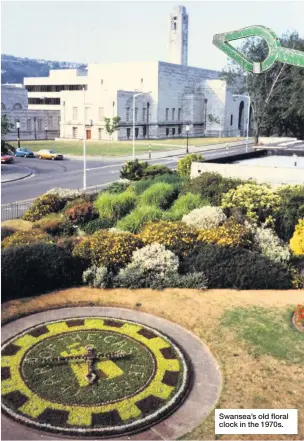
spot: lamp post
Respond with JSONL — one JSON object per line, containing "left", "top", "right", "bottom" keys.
{"left": 233, "top": 94, "right": 251, "bottom": 153}
{"left": 45, "top": 126, "right": 48, "bottom": 140}
{"left": 186, "top": 125, "right": 190, "bottom": 153}
{"left": 83, "top": 86, "right": 87, "bottom": 190}
{"left": 132, "top": 91, "right": 151, "bottom": 160}
{"left": 16, "top": 121, "right": 20, "bottom": 149}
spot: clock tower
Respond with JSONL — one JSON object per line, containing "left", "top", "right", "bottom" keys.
{"left": 169, "top": 5, "right": 189, "bottom": 66}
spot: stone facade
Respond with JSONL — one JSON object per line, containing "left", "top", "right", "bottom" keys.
{"left": 1, "top": 85, "right": 60, "bottom": 141}
{"left": 169, "top": 5, "right": 188, "bottom": 66}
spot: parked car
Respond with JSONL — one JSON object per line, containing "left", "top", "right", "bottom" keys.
{"left": 1, "top": 152, "right": 14, "bottom": 164}
{"left": 15, "top": 148, "right": 35, "bottom": 158}
{"left": 37, "top": 149, "right": 64, "bottom": 160}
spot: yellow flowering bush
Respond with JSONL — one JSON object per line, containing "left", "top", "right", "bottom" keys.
{"left": 73, "top": 230, "right": 143, "bottom": 270}
{"left": 197, "top": 219, "right": 253, "bottom": 248}
{"left": 221, "top": 183, "right": 282, "bottom": 226}
{"left": 22, "top": 194, "right": 66, "bottom": 222}
{"left": 290, "top": 219, "right": 304, "bottom": 255}
{"left": 140, "top": 221, "right": 199, "bottom": 257}
{"left": 2, "top": 230, "right": 53, "bottom": 248}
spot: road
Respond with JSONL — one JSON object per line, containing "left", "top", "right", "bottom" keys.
{"left": 1, "top": 144, "right": 254, "bottom": 204}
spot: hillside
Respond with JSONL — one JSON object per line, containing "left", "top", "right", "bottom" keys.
{"left": 1, "top": 54, "right": 87, "bottom": 84}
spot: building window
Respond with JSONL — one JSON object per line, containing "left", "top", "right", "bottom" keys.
{"left": 13, "top": 103, "right": 22, "bottom": 110}
{"left": 28, "top": 98, "right": 60, "bottom": 105}
{"left": 135, "top": 127, "right": 139, "bottom": 138}
{"left": 37, "top": 119, "right": 42, "bottom": 131}
{"left": 172, "top": 108, "right": 175, "bottom": 121}
{"left": 48, "top": 116, "right": 53, "bottom": 129}
{"left": 166, "top": 128, "right": 169, "bottom": 136}
{"left": 98, "top": 107, "right": 104, "bottom": 121}
{"left": 72, "top": 127, "right": 78, "bottom": 139}
{"left": 135, "top": 107, "right": 138, "bottom": 122}
{"left": 178, "top": 125, "right": 182, "bottom": 135}
{"left": 127, "top": 128, "right": 131, "bottom": 139}
{"left": 126, "top": 107, "right": 130, "bottom": 122}
{"left": 165, "top": 108, "right": 169, "bottom": 121}
{"left": 72, "top": 107, "right": 78, "bottom": 120}
{"left": 85, "top": 107, "right": 90, "bottom": 120}
{"left": 1, "top": 102, "right": 5, "bottom": 110}
{"left": 26, "top": 119, "right": 32, "bottom": 131}
{"left": 98, "top": 128, "right": 104, "bottom": 140}
{"left": 172, "top": 127, "right": 176, "bottom": 136}
{"left": 143, "top": 126, "right": 146, "bottom": 137}
{"left": 230, "top": 114, "right": 233, "bottom": 126}
{"left": 178, "top": 108, "right": 181, "bottom": 121}
{"left": 142, "top": 107, "right": 146, "bottom": 122}
{"left": 101, "top": 79, "right": 103, "bottom": 85}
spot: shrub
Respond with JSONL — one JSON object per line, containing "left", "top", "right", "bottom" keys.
{"left": 142, "top": 164, "right": 173, "bottom": 179}
{"left": 94, "top": 192, "right": 137, "bottom": 221}
{"left": 1, "top": 227, "right": 17, "bottom": 240}
{"left": 290, "top": 255, "right": 304, "bottom": 289}
{"left": 1, "top": 243, "right": 85, "bottom": 302}
{"left": 73, "top": 230, "right": 144, "bottom": 271}
{"left": 82, "top": 218, "right": 116, "bottom": 234}
{"left": 116, "top": 206, "right": 163, "bottom": 233}
{"left": 82, "top": 265, "right": 113, "bottom": 288}
{"left": 64, "top": 201, "right": 98, "bottom": 225}
{"left": 253, "top": 226, "right": 291, "bottom": 263}
{"left": 154, "top": 173, "right": 188, "bottom": 187}
{"left": 290, "top": 219, "right": 304, "bottom": 255}
{"left": 57, "top": 236, "right": 84, "bottom": 253}
{"left": 140, "top": 221, "right": 199, "bottom": 257}
{"left": 44, "top": 187, "right": 83, "bottom": 200}
{"left": 183, "top": 206, "right": 227, "bottom": 229}
{"left": 221, "top": 183, "right": 282, "bottom": 226}
{"left": 163, "top": 194, "right": 207, "bottom": 221}
{"left": 180, "top": 172, "right": 245, "bottom": 205}
{"left": 33, "top": 213, "right": 74, "bottom": 236}
{"left": 177, "top": 154, "right": 204, "bottom": 178}
{"left": 2, "top": 230, "right": 53, "bottom": 249}
{"left": 23, "top": 194, "right": 66, "bottom": 221}
{"left": 275, "top": 185, "right": 304, "bottom": 241}
{"left": 197, "top": 219, "right": 253, "bottom": 248}
{"left": 1, "top": 219, "right": 33, "bottom": 231}
{"left": 120, "top": 159, "right": 148, "bottom": 181}
{"left": 64, "top": 194, "right": 97, "bottom": 210}
{"left": 107, "top": 180, "right": 131, "bottom": 194}
{"left": 181, "top": 243, "right": 293, "bottom": 289}
{"left": 129, "top": 179, "right": 155, "bottom": 195}
{"left": 140, "top": 183, "right": 178, "bottom": 209}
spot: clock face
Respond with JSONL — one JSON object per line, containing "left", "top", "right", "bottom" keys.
{"left": 1, "top": 317, "right": 191, "bottom": 437}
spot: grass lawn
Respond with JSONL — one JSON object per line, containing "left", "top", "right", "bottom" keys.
{"left": 9, "top": 137, "right": 248, "bottom": 157}
{"left": 2, "top": 288, "right": 303, "bottom": 440}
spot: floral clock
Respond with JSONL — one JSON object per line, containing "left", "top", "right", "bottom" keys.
{"left": 292, "top": 304, "right": 304, "bottom": 333}
{"left": 1, "top": 317, "right": 191, "bottom": 437}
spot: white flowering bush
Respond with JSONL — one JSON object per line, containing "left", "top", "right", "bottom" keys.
{"left": 82, "top": 265, "right": 109, "bottom": 288}
{"left": 45, "top": 187, "right": 83, "bottom": 200}
{"left": 131, "top": 243, "right": 179, "bottom": 276}
{"left": 253, "top": 227, "right": 291, "bottom": 263}
{"left": 182, "top": 206, "right": 227, "bottom": 230}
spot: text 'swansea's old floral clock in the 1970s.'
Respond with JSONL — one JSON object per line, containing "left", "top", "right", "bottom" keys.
{"left": 1, "top": 317, "right": 191, "bottom": 437}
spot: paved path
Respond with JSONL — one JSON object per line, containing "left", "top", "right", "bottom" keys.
{"left": 1, "top": 164, "right": 32, "bottom": 183}
{"left": 1, "top": 306, "right": 222, "bottom": 441}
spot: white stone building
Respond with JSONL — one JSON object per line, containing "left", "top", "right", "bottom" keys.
{"left": 1, "top": 85, "right": 60, "bottom": 141}
{"left": 21, "top": 5, "right": 250, "bottom": 141}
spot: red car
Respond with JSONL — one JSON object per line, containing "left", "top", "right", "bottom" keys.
{"left": 1, "top": 152, "right": 14, "bottom": 164}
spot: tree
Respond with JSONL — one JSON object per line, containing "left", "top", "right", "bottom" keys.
{"left": 221, "top": 32, "right": 304, "bottom": 144}
{"left": 104, "top": 116, "right": 121, "bottom": 145}
{"left": 1, "top": 114, "right": 14, "bottom": 138}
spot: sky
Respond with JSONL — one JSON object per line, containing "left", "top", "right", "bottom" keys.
{"left": 1, "top": 1, "right": 304, "bottom": 71}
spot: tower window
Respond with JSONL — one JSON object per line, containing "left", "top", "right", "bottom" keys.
{"left": 165, "top": 108, "right": 169, "bottom": 121}
{"left": 230, "top": 114, "right": 233, "bottom": 126}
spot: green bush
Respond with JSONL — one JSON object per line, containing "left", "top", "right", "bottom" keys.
{"left": 181, "top": 243, "right": 293, "bottom": 289}
{"left": 275, "top": 185, "right": 304, "bottom": 241}
{"left": 64, "top": 202, "right": 98, "bottom": 225}
{"left": 1, "top": 243, "right": 85, "bottom": 302}
{"left": 23, "top": 194, "right": 67, "bottom": 222}
{"left": 164, "top": 193, "right": 207, "bottom": 221}
{"left": 129, "top": 179, "right": 154, "bottom": 195}
{"left": 177, "top": 154, "right": 204, "bottom": 177}
{"left": 94, "top": 191, "right": 137, "bottom": 221}
{"left": 120, "top": 159, "right": 148, "bottom": 181}
{"left": 140, "top": 183, "right": 178, "bottom": 209}
{"left": 33, "top": 213, "right": 74, "bottom": 236}
{"left": 180, "top": 172, "right": 246, "bottom": 205}
{"left": 141, "top": 164, "right": 173, "bottom": 179}
{"left": 56, "top": 236, "right": 84, "bottom": 253}
{"left": 1, "top": 227, "right": 17, "bottom": 240}
{"left": 107, "top": 181, "right": 131, "bottom": 194}
{"left": 116, "top": 206, "right": 163, "bottom": 233}
{"left": 82, "top": 218, "right": 116, "bottom": 234}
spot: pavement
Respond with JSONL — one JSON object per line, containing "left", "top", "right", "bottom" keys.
{"left": 1, "top": 164, "right": 33, "bottom": 183}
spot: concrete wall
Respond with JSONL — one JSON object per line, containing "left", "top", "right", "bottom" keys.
{"left": 191, "top": 161, "right": 304, "bottom": 186}
{"left": 1, "top": 85, "right": 28, "bottom": 111}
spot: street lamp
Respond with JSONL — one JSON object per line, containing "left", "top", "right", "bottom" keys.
{"left": 233, "top": 94, "right": 251, "bottom": 153}
{"left": 83, "top": 86, "right": 87, "bottom": 190}
{"left": 16, "top": 121, "right": 20, "bottom": 149}
{"left": 186, "top": 125, "right": 190, "bottom": 153}
{"left": 132, "top": 91, "right": 151, "bottom": 160}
